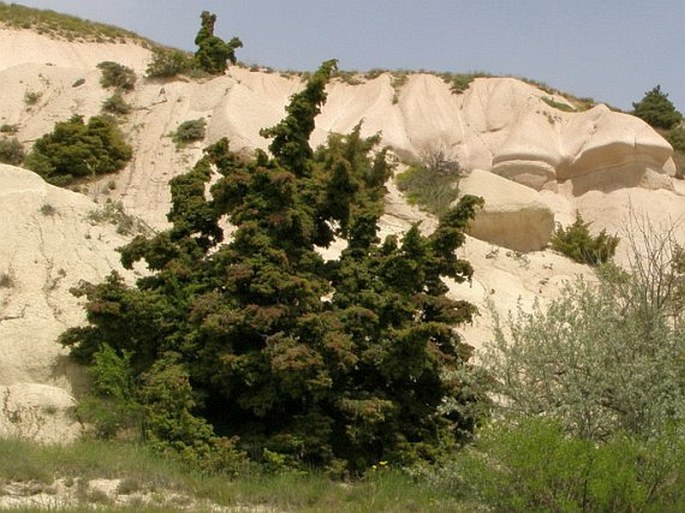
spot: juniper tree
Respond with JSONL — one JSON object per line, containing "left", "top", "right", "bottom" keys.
{"left": 61, "top": 61, "right": 485, "bottom": 473}
{"left": 194, "top": 10, "right": 242, "bottom": 74}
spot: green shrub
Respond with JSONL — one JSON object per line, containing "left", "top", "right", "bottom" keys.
{"left": 86, "top": 200, "right": 150, "bottom": 236}
{"left": 77, "top": 344, "right": 142, "bottom": 439}
{"left": 0, "top": 123, "right": 19, "bottom": 134}
{"left": 0, "top": 137, "right": 25, "bottom": 165}
{"left": 171, "top": 118, "right": 206, "bottom": 147}
{"left": 102, "top": 91, "right": 131, "bottom": 115}
{"left": 60, "top": 62, "right": 486, "bottom": 474}
{"left": 146, "top": 47, "right": 195, "bottom": 78}
{"left": 139, "top": 352, "right": 248, "bottom": 475}
{"left": 456, "top": 418, "right": 685, "bottom": 513}
{"left": 540, "top": 96, "right": 575, "bottom": 112}
{"left": 39, "top": 203, "right": 56, "bottom": 216}
{"left": 24, "top": 90, "right": 42, "bottom": 106}
{"left": 25, "top": 114, "right": 132, "bottom": 186}
{"left": 486, "top": 221, "right": 685, "bottom": 441}
{"left": 395, "top": 149, "right": 462, "bottom": 216}
{"left": 437, "top": 72, "right": 491, "bottom": 94}
{"left": 97, "top": 61, "right": 136, "bottom": 91}
{"left": 667, "top": 126, "right": 685, "bottom": 153}
{"left": 193, "top": 11, "right": 242, "bottom": 74}
{"left": 0, "top": 272, "right": 13, "bottom": 288}
{"left": 632, "top": 85, "right": 682, "bottom": 129}
{"left": 550, "top": 213, "right": 618, "bottom": 265}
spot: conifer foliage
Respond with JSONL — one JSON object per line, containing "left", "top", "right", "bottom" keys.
{"left": 61, "top": 61, "right": 484, "bottom": 473}
{"left": 632, "top": 85, "right": 682, "bottom": 130}
{"left": 194, "top": 10, "right": 242, "bottom": 74}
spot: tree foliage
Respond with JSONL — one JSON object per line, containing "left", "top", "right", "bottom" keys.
{"left": 61, "top": 61, "right": 485, "bottom": 473}
{"left": 194, "top": 11, "right": 242, "bottom": 75}
{"left": 550, "top": 213, "right": 619, "bottom": 266}
{"left": 171, "top": 118, "right": 206, "bottom": 147}
{"left": 396, "top": 148, "right": 462, "bottom": 217}
{"left": 25, "top": 114, "right": 132, "bottom": 186}
{"left": 454, "top": 418, "right": 685, "bottom": 513}
{"left": 146, "top": 47, "right": 195, "bottom": 78}
{"left": 97, "top": 61, "right": 136, "bottom": 91}
{"left": 486, "top": 220, "right": 685, "bottom": 442}
{"left": 632, "top": 85, "right": 682, "bottom": 130}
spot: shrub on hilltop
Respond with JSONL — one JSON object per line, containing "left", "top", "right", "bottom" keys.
{"left": 146, "top": 47, "right": 195, "bottom": 78}
{"left": 194, "top": 10, "right": 242, "bottom": 74}
{"left": 632, "top": 85, "right": 682, "bottom": 130}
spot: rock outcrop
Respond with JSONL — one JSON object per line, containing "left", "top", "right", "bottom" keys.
{"left": 458, "top": 169, "right": 555, "bottom": 251}
{"left": 0, "top": 164, "right": 135, "bottom": 442}
{"left": 1, "top": 27, "right": 684, "bottom": 444}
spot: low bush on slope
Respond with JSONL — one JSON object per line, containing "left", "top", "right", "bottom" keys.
{"left": 25, "top": 114, "right": 132, "bottom": 186}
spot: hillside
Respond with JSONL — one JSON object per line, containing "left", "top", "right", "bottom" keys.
{"left": 0, "top": 19, "right": 683, "bottom": 446}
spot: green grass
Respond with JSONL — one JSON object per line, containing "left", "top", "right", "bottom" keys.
{"left": 396, "top": 150, "right": 462, "bottom": 217}
{"left": 540, "top": 95, "right": 576, "bottom": 112}
{"left": 0, "top": 1, "right": 153, "bottom": 46}
{"left": 0, "top": 437, "right": 472, "bottom": 512}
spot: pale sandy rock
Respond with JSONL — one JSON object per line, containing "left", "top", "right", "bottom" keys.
{"left": 491, "top": 101, "right": 565, "bottom": 190}
{"left": 0, "top": 164, "right": 135, "bottom": 442}
{"left": 558, "top": 105, "right": 674, "bottom": 194}
{"left": 1, "top": 27, "right": 684, "bottom": 446}
{"left": 458, "top": 169, "right": 555, "bottom": 251}
{"left": 0, "top": 28, "right": 151, "bottom": 72}
{"left": 0, "top": 383, "right": 81, "bottom": 443}
{"left": 452, "top": 235, "right": 594, "bottom": 352}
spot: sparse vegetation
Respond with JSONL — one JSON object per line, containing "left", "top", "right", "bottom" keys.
{"left": 333, "top": 69, "right": 365, "bottom": 85}
{"left": 0, "top": 2, "right": 152, "bottom": 45}
{"left": 0, "top": 437, "right": 475, "bottom": 512}
{"left": 97, "top": 61, "right": 136, "bottom": 91}
{"left": 438, "top": 72, "right": 492, "bottom": 94}
{"left": 86, "top": 200, "right": 150, "bottom": 235}
{"left": 24, "top": 114, "right": 132, "bottom": 186}
{"left": 390, "top": 71, "right": 409, "bottom": 103}
{"left": 540, "top": 95, "right": 575, "bottom": 112}
{"left": 170, "top": 118, "right": 206, "bottom": 147}
{"left": 396, "top": 148, "right": 464, "bottom": 216}
{"left": 0, "top": 137, "right": 25, "bottom": 165}
{"left": 24, "top": 90, "right": 42, "bottom": 106}
{"left": 101, "top": 91, "right": 131, "bottom": 115}
{"left": 550, "top": 213, "right": 619, "bottom": 265}
{"left": 0, "top": 271, "right": 14, "bottom": 288}
{"left": 39, "top": 203, "right": 56, "bottom": 216}
{"left": 145, "top": 47, "right": 195, "bottom": 78}
{"left": 0, "top": 123, "right": 19, "bottom": 133}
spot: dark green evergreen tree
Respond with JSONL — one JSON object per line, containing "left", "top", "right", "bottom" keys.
{"left": 194, "top": 11, "right": 242, "bottom": 75}
{"left": 632, "top": 85, "right": 682, "bottom": 129}
{"left": 61, "top": 61, "right": 485, "bottom": 473}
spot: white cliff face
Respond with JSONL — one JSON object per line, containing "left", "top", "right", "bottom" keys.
{"left": 0, "top": 28, "right": 683, "bottom": 442}
{"left": 0, "top": 164, "right": 135, "bottom": 442}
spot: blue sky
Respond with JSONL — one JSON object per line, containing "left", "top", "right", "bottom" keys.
{"left": 14, "top": 1, "right": 685, "bottom": 111}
